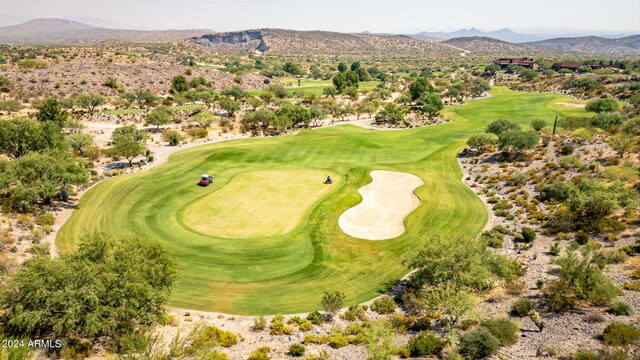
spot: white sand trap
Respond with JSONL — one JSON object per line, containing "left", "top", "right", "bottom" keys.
{"left": 339, "top": 170, "right": 423, "bottom": 240}
{"left": 556, "top": 102, "right": 586, "bottom": 108}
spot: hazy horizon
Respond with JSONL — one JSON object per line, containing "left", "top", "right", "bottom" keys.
{"left": 1, "top": 0, "right": 639, "bottom": 34}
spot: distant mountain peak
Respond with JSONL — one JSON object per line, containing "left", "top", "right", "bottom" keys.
{"left": 4, "top": 18, "right": 99, "bottom": 32}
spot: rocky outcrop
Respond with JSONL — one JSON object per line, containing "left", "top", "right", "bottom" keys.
{"left": 192, "top": 30, "right": 269, "bottom": 52}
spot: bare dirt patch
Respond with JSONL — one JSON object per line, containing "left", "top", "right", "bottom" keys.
{"left": 555, "top": 101, "right": 586, "bottom": 108}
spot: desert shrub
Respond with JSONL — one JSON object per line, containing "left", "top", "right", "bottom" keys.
{"left": 247, "top": 346, "right": 271, "bottom": 360}
{"left": 558, "top": 155, "right": 583, "bottom": 169}
{"left": 575, "top": 230, "right": 589, "bottom": 245}
{"left": 322, "top": 291, "right": 345, "bottom": 319}
{"left": 190, "top": 326, "right": 237, "bottom": 350}
{"left": 287, "top": 316, "right": 313, "bottom": 331}
{"left": 543, "top": 251, "right": 619, "bottom": 311}
{"left": 288, "top": 343, "right": 305, "bottom": 357}
{"left": 559, "top": 143, "right": 575, "bottom": 155}
{"left": 479, "top": 229, "right": 504, "bottom": 248}
{"left": 387, "top": 314, "right": 415, "bottom": 333}
{"left": 511, "top": 298, "right": 535, "bottom": 317}
{"left": 328, "top": 334, "right": 350, "bottom": 349}
{"left": 403, "top": 235, "right": 517, "bottom": 292}
{"left": 623, "top": 281, "right": 640, "bottom": 291}
{"left": 531, "top": 119, "right": 547, "bottom": 131}
{"left": 573, "top": 349, "right": 599, "bottom": 360}
{"left": 538, "top": 183, "right": 575, "bottom": 203}
{"left": 410, "top": 316, "right": 432, "bottom": 332}
{"left": 306, "top": 311, "right": 324, "bottom": 325}
{"left": 371, "top": 297, "right": 396, "bottom": 314}
{"left": 458, "top": 327, "right": 500, "bottom": 359}
{"left": 253, "top": 316, "right": 266, "bottom": 331}
{"left": 35, "top": 212, "right": 55, "bottom": 227}
{"left": 480, "top": 317, "right": 519, "bottom": 345}
{"left": 303, "top": 334, "right": 330, "bottom": 345}
{"left": 602, "top": 322, "right": 640, "bottom": 346}
{"left": 269, "top": 315, "right": 293, "bottom": 335}
{"left": 407, "top": 332, "right": 446, "bottom": 357}
{"left": 607, "top": 300, "right": 634, "bottom": 316}
{"left": 520, "top": 227, "right": 536, "bottom": 243}
{"left": 341, "top": 305, "right": 367, "bottom": 321}
{"left": 187, "top": 127, "right": 208, "bottom": 138}
{"left": 298, "top": 321, "right": 312, "bottom": 332}
{"left": 162, "top": 129, "right": 182, "bottom": 145}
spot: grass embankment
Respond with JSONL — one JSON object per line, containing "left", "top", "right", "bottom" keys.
{"left": 58, "top": 87, "right": 590, "bottom": 314}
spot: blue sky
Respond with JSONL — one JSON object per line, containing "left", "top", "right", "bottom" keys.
{"left": 2, "top": 0, "right": 639, "bottom": 33}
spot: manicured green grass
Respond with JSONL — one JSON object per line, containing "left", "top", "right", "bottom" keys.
{"left": 103, "top": 108, "right": 144, "bottom": 115}
{"left": 57, "top": 87, "right": 590, "bottom": 314}
{"left": 116, "top": 51, "right": 152, "bottom": 57}
{"left": 172, "top": 105, "right": 206, "bottom": 111}
{"left": 182, "top": 169, "right": 341, "bottom": 239}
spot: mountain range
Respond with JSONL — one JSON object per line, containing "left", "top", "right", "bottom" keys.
{"left": 0, "top": 18, "right": 213, "bottom": 45}
{"left": 414, "top": 27, "right": 637, "bottom": 43}
{"left": 0, "top": 18, "right": 638, "bottom": 55}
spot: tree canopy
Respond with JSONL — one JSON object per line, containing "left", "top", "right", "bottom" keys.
{"left": 108, "top": 125, "right": 148, "bottom": 167}
{"left": 0, "top": 118, "right": 65, "bottom": 159}
{"left": 585, "top": 98, "right": 619, "bottom": 113}
{"left": 408, "top": 78, "right": 433, "bottom": 100}
{"left": 1, "top": 232, "right": 176, "bottom": 348}
{"left": 415, "top": 93, "right": 443, "bottom": 116}
{"left": 332, "top": 71, "right": 360, "bottom": 92}
{"left": 0, "top": 150, "right": 88, "bottom": 211}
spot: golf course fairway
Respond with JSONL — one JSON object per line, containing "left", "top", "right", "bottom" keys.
{"left": 57, "top": 87, "right": 590, "bottom": 314}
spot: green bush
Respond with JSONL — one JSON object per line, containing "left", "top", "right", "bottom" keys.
{"left": 269, "top": 315, "right": 293, "bottom": 335}
{"left": 288, "top": 343, "right": 305, "bottom": 357}
{"left": 371, "top": 297, "right": 396, "bottom": 314}
{"left": 575, "top": 230, "right": 589, "bottom": 245}
{"left": 306, "top": 311, "right": 324, "bottom": 325}
{"left": 35, "top": 212, "right": 55, "bottom": 226}
{"left": 559, "top": 143, "right": 575, "bottom": 156}
{"left": 602, "top": 322, "right": 640, "bottom": 346}
{"left": 480, "top": 317, "right": 519, "bottom": 345}
{"left": 253, "top": 316, "right": 266, "bottom": 331}
{"left": 410, "top": 316, "right": 432, "bottom": 332}
{"left": 328, "top": 334, "right": 350, "bottom": 349}
{"left": 572, "top": 349, "right": 598, "bottom": 360}
{"left": 543, "top": 251, "right": 619, "bottom": 311}
{"left": 520, "top": 227, "right": 536, "bottom": 243}
{"left": 607, "top": 300, "right": 634, "bottom": 316}
{"left": 407, "top": 331, "right": 446, "bottom": 357}
{"left": 1, "top": 233, "right": 176, "bottom": 347}
{"left": 459, "top": 327, "right": 500, "bottom": 359}
{"left": 190, "top": 326, "right": 238, "bottom": 351}
{"left": 511, "top": 298, "right": 535, "bottom": 317}
{"left": 479, "top": 229, "right": 504, "bottom": 248}
{"left": 247, "top": 346, "right": 271, "bottom": 360}
{"left": 341, "top": 305, "right": 367, "bottom": 321}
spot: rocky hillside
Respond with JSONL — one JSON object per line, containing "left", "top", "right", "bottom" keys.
{"left": 0, "top": 18, "right": 212, "bottom": 45}
{"left": 191, "top": 29, "right": 462, "bottom": 56}
{"left": 2, "top": 58, "right": 269, "bottom": 99}
{"left": 442, "top": 36, "right": 535, "bottom": 55}
{"left": 528, "top": 35, "right": 640, "bottom": 54}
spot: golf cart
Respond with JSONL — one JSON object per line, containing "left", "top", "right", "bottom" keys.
{"left": 199, "top": 174, "right": 214, "bottom": 186}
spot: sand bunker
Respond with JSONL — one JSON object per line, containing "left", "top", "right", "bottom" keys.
{"left": 339, "top": 170, "right": 423, "bottom": 240}
{"left": 556, "top": 102, "right": 586, "bottom": 108}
